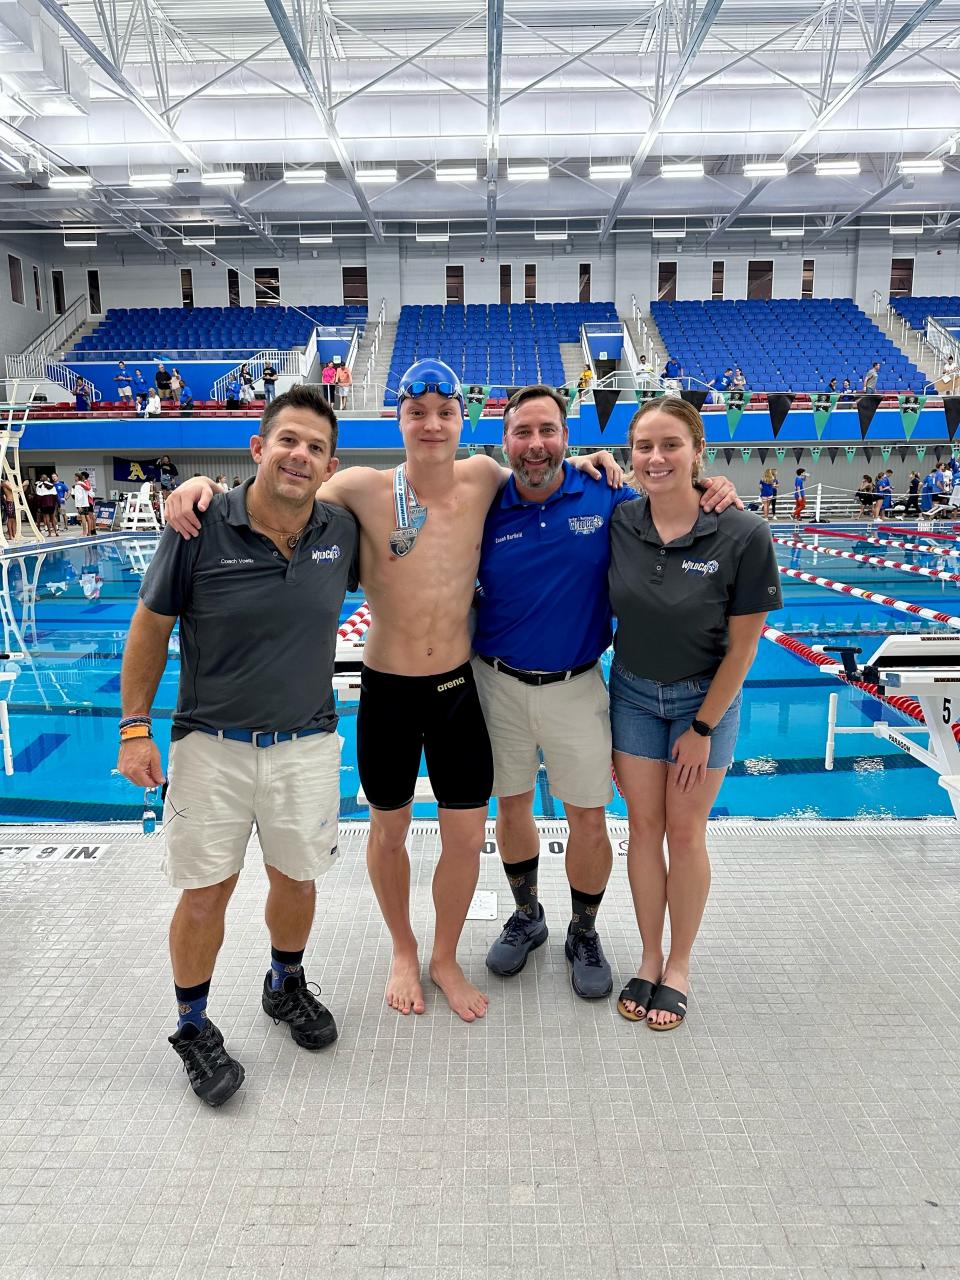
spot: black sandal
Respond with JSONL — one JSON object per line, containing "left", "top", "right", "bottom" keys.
{"left": 616, "top": 977, "right": 659, "bottom": 1023}
{"left": 646, "top": 984, "right": 688, "bottom": 1031}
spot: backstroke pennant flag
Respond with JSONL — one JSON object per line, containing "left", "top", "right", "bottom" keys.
{"left": 740, "top": 447, "right": 753, "bottom": 461}
{"left": 827, "top": 447, "right": 839, "bottom": 464}
{"left": 943, "top": 396, "right": 960, "bottom": 440}
{"left": 561, "top": 385, "right": 579, "bottom": 415}
{"left": 723, "top": 390, "right": 752, "bottom": 437}
{"left": 856, "top": 393, "right": 883, "bottom": 439}
{"left": 465, "top": 385, "right": 491, "bottom": 432}
{"left": 810, "top": 446, "right": 823, "bottom": 462}
{"left": 811, "top": 391, "right": 839, "bottom": 439}
{"left": 880, "top": 444, "right": 892, "bottom": 461}
{"left": 844, "top": 446, "right": 857, "bottom": 461}
{"left": 774, "top": 447, "right": 787, "bottom": 461}
{"left": 679, "top": 389, "right": 709, "bottom": 413}
{"left": 592, "top": 389, "right": 621, "bottom": 434}
{"left": 767, "top": 393, "right": 795, "bottom": 437}
{"left": 705, "top": 447, "right": 718, "bottom": 464}
{"left": 897, "top": 393, "right": 926, "bottom": 440}
{"left": 722, "top": 447, "right": 735, "bottom": 466}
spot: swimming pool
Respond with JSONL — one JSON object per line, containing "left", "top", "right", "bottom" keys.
{"left": 1, "top": 526, "right": 957, "bottom": 822}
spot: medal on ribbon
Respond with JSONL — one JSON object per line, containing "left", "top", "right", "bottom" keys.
{"left": 389, "top": 465, "right": 427, "bottom": 557}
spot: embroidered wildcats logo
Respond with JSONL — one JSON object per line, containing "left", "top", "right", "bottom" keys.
{"left": 682, "top": 558, "right": 719, "bottom": 576}
{"left": 568, "top": 515, "right": 604, "bottom": 535}
{"left": 312, "top": 545, "right": 342, "bottom": 563}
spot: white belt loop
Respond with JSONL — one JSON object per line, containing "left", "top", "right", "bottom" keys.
{"left": 216, "top": 729, "right": 224, "bottom": 741}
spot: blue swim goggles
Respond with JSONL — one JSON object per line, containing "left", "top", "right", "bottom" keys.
{"left": 403, "top": 380, "right": 460, "bottom": 399}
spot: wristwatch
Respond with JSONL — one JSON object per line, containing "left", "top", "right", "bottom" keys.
{"left": 691, "top": 718, "right": 714, "bottom": 738}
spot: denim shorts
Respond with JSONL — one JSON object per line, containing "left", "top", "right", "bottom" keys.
{"left": 608, "top": 660, "right": 742, "bottom": 770}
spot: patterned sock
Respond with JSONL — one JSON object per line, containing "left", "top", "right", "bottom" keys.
{"left": 502, "top": 854, "right": 540, "bottom": 917}
{"left": 569, "top": 886, "right": 605, "bottom": 935}
{"left": 175, "top": 979, "right": 210, "bottom": 1034}
{"left": 270, "top": 946, "right": 304, "bottom": 991}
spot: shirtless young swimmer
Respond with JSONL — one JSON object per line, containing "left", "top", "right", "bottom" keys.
{"left": 164, "top": 359, "right": 622, "bottom": 1022}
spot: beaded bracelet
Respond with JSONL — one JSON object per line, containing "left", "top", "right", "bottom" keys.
{"left": 119, "top": 715, "right": 152, "bottom": 730}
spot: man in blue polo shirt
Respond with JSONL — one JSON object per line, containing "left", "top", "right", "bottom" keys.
{"left": 473, "top": 385, "right": 737, "bottom": 998}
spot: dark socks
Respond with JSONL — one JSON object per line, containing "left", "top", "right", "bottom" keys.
{"left": 569, "top": 886, "right": 605, "bottom": 935}
{"left": 503, "top": 854, "right": 540, "bottom": 917}
{"left": 175, "top": 979, "right": 211, "bottom": 1034}
{"left": 270, "top": 946, "right": 304, "bottom": 991}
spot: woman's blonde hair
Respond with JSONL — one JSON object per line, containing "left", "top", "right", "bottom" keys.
{"left": 762, "top": 467, "right": 776, "bottom": 484}
{"left": 626, "top": 395, "right": 706, "bottom": 486}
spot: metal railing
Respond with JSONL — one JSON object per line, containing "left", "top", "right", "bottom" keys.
{"left": 3, "top": 358, "right": 101, "bottom": 401}
{"left": 630, "top": 293, "right": 658, "bottom": 363}
{"left": 10, "top": 294, "right": 89, "bottom": 369}
{"left": 360, "top": 298, "right": 388, "bottom": 402}
{"left": 210, "top": 349, "right": 302, "bottom": 401}
{"left": 65, "top": 347, "right": 268, "bottom": 362}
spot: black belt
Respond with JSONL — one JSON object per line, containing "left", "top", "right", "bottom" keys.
{"left": 477, "top": 654, "right": 596, "bottom": 687}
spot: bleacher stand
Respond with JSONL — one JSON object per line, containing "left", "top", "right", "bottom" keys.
{"left": 889, "top": 295, "right": 960, "bottom": 332}
{"left": 652, "top": 298, "right": 924, "bottom": 392}
{"left": 69, "top": 305, "right": 367, "bottom": 360}
{"left": 384, "top": 301, "right": 617, "bottom": 405}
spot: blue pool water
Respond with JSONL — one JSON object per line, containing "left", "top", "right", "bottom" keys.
{"left": 1, "top": 527, "right": 958, "bottom": 823}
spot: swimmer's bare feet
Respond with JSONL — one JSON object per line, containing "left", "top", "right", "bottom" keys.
{"left": 386, "top": 950, "right": 426, "bottom": 1015}
{"left": 428, "top": 958, "right": 489, "bottom": 1023}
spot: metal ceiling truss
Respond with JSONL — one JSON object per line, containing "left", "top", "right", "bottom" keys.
{"left": 503, "top": 14, "right": 653, "bottom": 105}
{"left": 485, "top": 0, "right": 505, "bottom": 246}
{"left": 262, "top": 0, "right": 384, "bottom": 243}
{"left": 708, "top": 0, "right": 945, "bottom": 242}
{"left": 599, "top": 0, "right": 725, "bottom": 244}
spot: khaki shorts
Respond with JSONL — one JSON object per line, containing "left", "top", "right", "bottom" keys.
{"left": 471, "top": 658, "right": 613, "bottom": 808}
{"left": 162, "top": 730, "right": 341, "bottom": 889}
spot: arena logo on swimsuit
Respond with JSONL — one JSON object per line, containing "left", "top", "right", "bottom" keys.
{"left": 681, "top": 558, "right": 720, "bottom": 576}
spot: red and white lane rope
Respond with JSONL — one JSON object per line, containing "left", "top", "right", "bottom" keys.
{"left": 772, "top": 535, "right": 960, "bottom": 584}
{"left": 805, "top": 527, "right": 957, "bottom": 556}
{"left": 778, "top": 566, "right": 960, "bottom": 630}
{"left": 877, "top": 524, "right": 960, "bottom": 542}
{"left": 761, "top": 623, "right": 960, "bottom": 744}
{"left": 337, "top": 603, "right": 370, "bottom": 641}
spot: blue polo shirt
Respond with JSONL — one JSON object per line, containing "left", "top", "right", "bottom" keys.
{"left": 474, "top": 463, "right": 638, "bottom": 671}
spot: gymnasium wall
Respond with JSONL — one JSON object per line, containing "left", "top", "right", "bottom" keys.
{"left": 0, "top": 236, "right": 59, "bottom": 354}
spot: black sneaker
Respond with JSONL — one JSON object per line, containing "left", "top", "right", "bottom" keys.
{"left": 485, "top": 905, "right": 549, "bottom": 976}
{"left": 168, "top": 1019, "right": 244, "bottom": 1107}
{"left": 564, "top": 926, "right": 613, "bottom": 999}
{"left": 262, "top": 971, "right": 338, "bottom": 1050}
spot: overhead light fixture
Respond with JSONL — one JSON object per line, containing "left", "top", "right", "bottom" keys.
{"left": 436, "top": 165, "right": 478, "bottom": 182}
{"left": 661, "top": 162, "right": 704, "bottom": 179}
{"left": 283, "top": 167, "right": 327, "bottom": 184}
{"left": 889, "top": 223, "right": 923, "bottom": 236}
{"left": 534, "top": 221, "right": 567, "bottom": 241}
{"left": 299, "top": 222, "right": 333, "bottom": 244}
{"left": 182, "top": 225, "right": 217, "bottom": 245}
{"left": 63, "top": 231, "right": 97, "bottom": 248}
{"left": 652, "top": 219, "right": 686, "bottom": 239}
{"left": 772, "top": 227, "right": 805, "bottom": 238}
{"left": 589, "top": 161, "right": 632, "bottom": 179}
{"left": 128, "top": 172, "right": 173, "bottom": 187}
{"left": 815, "top": 160, "right": 861, "bottom": 177}
{"left": 49, "top": 173, "right": 93, "bottom": 189}
{"left": 199, "top": 169, "right": 244, "bottom": 185}
{"left": 743, "top": 161, "right": 788, "bottom": 178}
{"left": 897, "top": 159, "right": 944, "bottom": 175}
{"left": 415, "top": 222, "right": 449, "bottom": 242}
{"left": 355, "top": 166, "right": 397, "bottom": 184}
{"left": 507, "top": 162, "right": 549, "bottom": 181}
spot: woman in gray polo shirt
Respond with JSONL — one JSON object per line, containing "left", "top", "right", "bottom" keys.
{"left": 608, "top": 397, "right": 782, "bottom": 1031}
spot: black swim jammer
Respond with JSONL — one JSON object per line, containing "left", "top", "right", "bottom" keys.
{"left": 356, "top": 662, "right": 494, "bottom": 810}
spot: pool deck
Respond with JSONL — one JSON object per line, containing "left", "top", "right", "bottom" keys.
{"left": 1, "top": 817, "right": 958, "bottom": 1279}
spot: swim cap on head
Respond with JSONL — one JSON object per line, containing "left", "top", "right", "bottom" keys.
{"left": 396, "top": 358, "right": 464, "bottom": 418}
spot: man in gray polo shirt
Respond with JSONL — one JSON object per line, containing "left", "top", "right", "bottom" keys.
{"left": 117, "top": 386, "right": 358, "bottom": 1107}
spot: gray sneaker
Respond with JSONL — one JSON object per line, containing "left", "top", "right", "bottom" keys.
{"left": 564, "top": 926, "right": 613, "bottom": 999}
{"left": 485, "top": 905, "right": 549, "bottom": 976}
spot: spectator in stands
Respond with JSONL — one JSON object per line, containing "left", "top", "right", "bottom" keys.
{"left": 179, "top": 383, "right": 194, "bottom": 416}
{"left": 35, "top": 475, "right": 58, "bottom": 537}
{"left": 320, "top": 360, "right": 337, "bottom": 403}
{"left": 169, "top": 368, "right": 184, "bottom": 400}
{"left": 792, "top": 468, "right": 807, "bottom": 521}
{"left": 74, "top": 376, "right": 89, "bottom": 413}
{"left": 239, "top": 363, "right": 256, "bottom": 404}
{"left": 114, "top": 361, "right": 133, "bottom": 402}
{"left": 862, "top": 362, "right": 880, "bottom": 394}
{"left": 826, "top": 377, "right": 838, "bottom": 394}
{"left": 156, "top": 456, "right": 179, "bottom": 492}
{"left": 938, "top": 355, "right": 958, "bottom": 393}
{"left": 1, "top": 479, "right": 14, "bottom": 542}
{"left": 759, "top": 468, "right": 777, "bottom": 519}
{"left": 52, "top": 473, "right": 68, "bottom": 529}
{"left": 133, "top": 368, "right": 150, "bottom": 411}
{"left": 335, "top": 361, "right": 353, "bottom": 411}
{"left": 905, "top": 471, "right": 921, "bottom": 516}
{"left": 709, "top": 367, "right": 734, "bottom": 404}
{"left": 155, "top": 364, "right": 174, "bottom": 401}
{"left": 145, "top": 387, "right": 162, "bottom": 417}
{"left": 855, "top": 474, "right": 877, "bottom": 517}
{"left": 224, "top": 375, "right": 241, "bottom": 410}
{"left": 262, "top": 361, "right": 278, "bottom": 404}
{"left": 577, "top": 364, "right": 594, "bottom": 395}
{"left": 73, "top": 472, "right": 94, "bottom": 536}
{"left": 839, "top": 378, "right": 855, "bottom": 403}
{"left": 661, "top": 356, "right": 682, "bottom": 390}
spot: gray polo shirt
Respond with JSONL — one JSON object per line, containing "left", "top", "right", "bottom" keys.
{"left": 140, "top": 479, "right": 359, "bottom": 736}
{"left": 608, "top": 497, "right": 782, "bottom": 684}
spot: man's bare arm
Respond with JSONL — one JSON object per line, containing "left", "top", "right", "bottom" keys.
{"left": 117, "top": 602, "right": 176, "bottom": 787}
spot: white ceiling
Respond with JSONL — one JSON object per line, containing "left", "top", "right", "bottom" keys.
{"left": 1, "top": 0, "right": 959, "bottom": 252}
